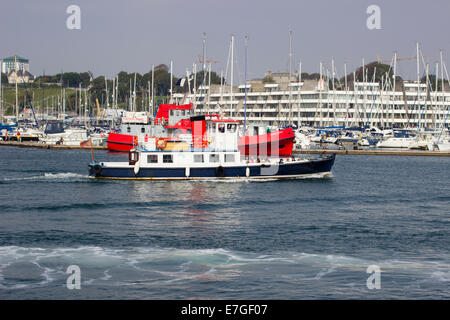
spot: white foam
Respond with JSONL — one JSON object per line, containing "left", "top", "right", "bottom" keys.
{"left": 1, "top": 246, "right": 449, "bottom": 291}
{"left": 2, "top": 172, "right": 87, "bottom": 182}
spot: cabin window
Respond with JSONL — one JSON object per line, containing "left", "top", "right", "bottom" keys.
{"left": 141, "top": 127, "right": 145, "bottom": 133}
{"left": 227, "top": 124, "right": 236, "bottom": 133}
{"left": 225, "top": 154, "right": 235, "bottom": 163}
{"left": 147, "top": 155, "right": 158, "bottom": 163}
{"left": 193, "top": 154, "right": 204, "bottom": 163}
{"left": 209, "top": 154, "right": 219, "bottom": 163}
{"left": 170, "top": 110, "right": 174, "bottom": 116}
{"left": 163, "top": 154, "right": 173, "bottom": 163}
{"left": 127, "top": 127, "right": 131, "bottom": 133}
{"left": 218, "top": 124, "right": 225, "bottom": 133}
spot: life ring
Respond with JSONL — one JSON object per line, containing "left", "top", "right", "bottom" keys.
{"left": 216, "top": 166, "right": 225, "bottom": 178}
{"left": 93, "top": 164, "right": 103, "bottom": 177}
{"left": 156, "top": 138, "right": 167, "bottom": 150}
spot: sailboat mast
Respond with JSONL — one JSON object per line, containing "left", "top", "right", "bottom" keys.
{"left": 417, "top": 42, "right": 420, "bottom": 126}
{"left": 393, "top": 52, "right": 397, "bottom": 128}
{"left": 0, "top": 58, "right": 2, "bottom": 123}
{"left": 289, "top": 30, "right": 292, "bottom": 82}
{"left": 230, "top": 35, "right": 234, "bottom": 118}
{"left": 170, "top": 60, "right": 173, "bottom": 104}
{"left": 297, "top": 61, "right": 302, "bottom": 127}
{"left": 151, "top": 64, "right": 154, "bottom": 116}
{"left": 15, "top": 55, "right": 19, "bottom": 121}
{"left": 202, "top": 32, "right": 207, "bottom": 105}
{"left": 440, "top": 51, "right": 444, "bottom": 127}
{"left": 79, "top": 83, "right": 82, "bottom": 123}
{"left": 133, "top": 72, "right": 137, "bottom": 112}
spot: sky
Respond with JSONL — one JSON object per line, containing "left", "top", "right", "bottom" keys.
{"left": 2, "top": 0, "right": 450, "bottom": 81}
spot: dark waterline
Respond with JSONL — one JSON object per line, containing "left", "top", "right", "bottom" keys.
{"left": 0, "top": 147, "right": 449, "bottom": 299}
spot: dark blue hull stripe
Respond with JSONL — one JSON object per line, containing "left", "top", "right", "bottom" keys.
{"left": 89, "top": 155, "right": 336, "bottom": 180}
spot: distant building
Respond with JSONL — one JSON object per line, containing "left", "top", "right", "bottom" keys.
{"left": 264, "top": 70, "right": 292, "bottom": 85}
{"left": 1, "top": 55, "right": 30, "bottom": 73}
{"left": 7, "top": 69, "right": 35, "bottom": 84}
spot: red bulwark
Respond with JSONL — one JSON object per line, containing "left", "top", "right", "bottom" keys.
{"left": 238, "top": 127, "right": 295, "bottom": 157}
{"left": 106, "top": 132, "right": 136, "bottom": 152}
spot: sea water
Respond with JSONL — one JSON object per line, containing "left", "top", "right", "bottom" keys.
{"left": 0, "top": 147, "right": 449, "bottom": 299}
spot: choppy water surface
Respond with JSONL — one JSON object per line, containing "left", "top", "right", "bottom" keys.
{"left": 0, "top": 147, "right": 449, "bottom": 299}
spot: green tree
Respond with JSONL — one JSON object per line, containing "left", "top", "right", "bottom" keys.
{"left": 262, "top": 75, "right": 275, "bottom": 84}
{"left": 89, "top": 76, "right": 106, "bottom": 104}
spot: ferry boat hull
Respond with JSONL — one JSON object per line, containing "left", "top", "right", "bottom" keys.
{"left": 88, "top": 154, "right": 336, "bottom": 180}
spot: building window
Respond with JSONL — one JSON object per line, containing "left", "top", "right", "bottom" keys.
{"left": 209, "top": 154, "right": 219, "bottom": 163}
{"left": 193, "top": 154, "right": 204, "bottom": 163}
{"left": 147, "top": 155, "right": 158, "bottom": 163}
{"left": 163, "top": 154, "right": 173, "bottom": 163}
{"left": 225, "top": 154, "right": 235, "bottom": 162}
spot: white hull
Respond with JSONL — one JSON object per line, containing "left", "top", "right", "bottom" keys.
{"left": 436, "top": 142, "right": 450, "bottom": 151}
{"left": 377, "top": 137, "right": 415, "bottom": 149}
{"left": 41, "top": 129, "right": 88, "bottom": 146}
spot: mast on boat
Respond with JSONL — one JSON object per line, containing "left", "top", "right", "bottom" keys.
{"left": 230, "top": 35, "right": 235, "bottom": 118}
{"left": 15, "top": 55, "right": 19, "bottom": 122}
{"left": 244, "top": 35, "right": 248, "bottom": 134}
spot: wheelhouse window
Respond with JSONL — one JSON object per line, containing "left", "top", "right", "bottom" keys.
{"left": 163, "top": 154, "right": 173, "bottom": 163}
{"left": 147, "top": 154, "right": 158, "bottom": 163}
{"left": 209, "top": 123, "right": 216, "bottom": 131}
{"left": 141, "top": 127, "right": 145, "bottom": 133}
{"left": 209, "top": 154, "right": 219, "bottom": 163}
{"left": 193, "top": 154, "right": 204, "bottom": 163}
{"left": 127, "top": 127, "right": 131, "bottom": 133}
{"left": 227, "top": 124, "right": 236, "bottom": 133}
{"left": 218, "top": 124, "right": 225, "bottom": 133}
{"left": 225, "top": 154, "right": 235, "bottom": 163}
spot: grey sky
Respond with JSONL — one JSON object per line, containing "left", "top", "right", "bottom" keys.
{"left": 2, "top": 0, "right": 450, "bottom": 81}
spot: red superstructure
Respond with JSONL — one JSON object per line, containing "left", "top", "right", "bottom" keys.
{"left": 106, "top": 104, "right": 193, "bottom": 152}
{"left": 238, "top": 127, "right": 295, "bottom": 157}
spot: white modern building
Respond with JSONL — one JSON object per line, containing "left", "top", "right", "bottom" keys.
{"left": 1, "top": 55, "right": 30, "bottom": 73}
{"left": 172, "top": 78, "right": 450, "bottom": 130}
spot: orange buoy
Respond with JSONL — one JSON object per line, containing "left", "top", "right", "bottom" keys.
{"left": 156, "top": 138, "right": 167, "bottom": 150}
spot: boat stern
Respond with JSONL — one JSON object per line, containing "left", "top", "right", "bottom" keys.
{"left": 88, "top": 161, "right": 104, "bottom": 178}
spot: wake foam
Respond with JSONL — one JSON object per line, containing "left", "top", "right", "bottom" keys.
{"left": 1, "top": 172, "right": 87, "bottom": 183}
{"left": 0, "top": 246, "right": 449, "bottom": 291}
